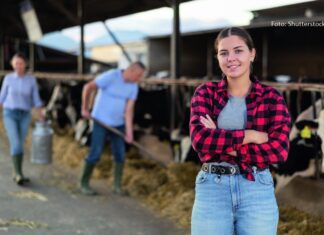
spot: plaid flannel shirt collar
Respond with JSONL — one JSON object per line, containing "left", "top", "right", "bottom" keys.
{"left": 217, "top": 75, "right": 264, "bottom": 97}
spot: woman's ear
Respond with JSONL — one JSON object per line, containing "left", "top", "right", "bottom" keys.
{"left": 250, "top": 48, "right": 256, "bottom": 62}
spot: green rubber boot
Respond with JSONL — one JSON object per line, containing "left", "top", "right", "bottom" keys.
{"left": 12, "top": 155, "right": 24, "bottom": 185}
{"left": 80, "top": 162, "right": 97, "bottom": 195}
{"left": 113, "top": 162, "right": 127, "bottom": 196}
{"left": 18, "top": 155, "right": 30, "bottom": 183}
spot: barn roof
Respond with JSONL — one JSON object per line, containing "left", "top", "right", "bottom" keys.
{"left": 0, "top": 0, "right": 192, "bottom": 39}
{"left": 146, "top": 1, "right": 324, "bottom": 39}
{"left": 251, "top": 1, "right": 324, "bottom": 22}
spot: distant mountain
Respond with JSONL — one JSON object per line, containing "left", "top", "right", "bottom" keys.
{"left": 86, "top": 30, "right": 146, "bottom": 48}
{"left": 37, "top": 31, "right": 78, "bottom": 52}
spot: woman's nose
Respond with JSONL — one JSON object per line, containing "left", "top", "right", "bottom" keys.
{"left": 227, "top": 52, "right": 236, "bottom": 62}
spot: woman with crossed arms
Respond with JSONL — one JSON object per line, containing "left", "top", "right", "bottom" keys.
{"left": 190, "top": 27, "right": 291, "bottom": 235}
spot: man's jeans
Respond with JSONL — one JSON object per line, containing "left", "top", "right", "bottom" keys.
{"left": 3, "top": 109, "right": 31, "bottom": 156}
{"left": 191, "top": 169, "right": 278, "bottom": 235}
{"left": 85, "top": 121, "right": 125, "bottom": 164}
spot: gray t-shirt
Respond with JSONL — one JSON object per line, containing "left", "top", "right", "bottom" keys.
{"left": 216, "top": 96, "right": 247, "bottom": 167}
{"left": 217, "top": 96, "right": 247, "bottom": 130}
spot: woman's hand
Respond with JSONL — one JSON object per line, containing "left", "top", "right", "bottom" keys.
{"left": 229, "top": 131, "right": 268, "bottom": 157}
{"left": 35, "top": 107, "right": 45, "bottom": 122}
{"left": 200, "top": 114, "right": 217, "bottom": 129}
{"left": 227, "top": 151, "right": 237, "bottom": 157}
{"left": 243, "top": 130, "right": 268, "bottom": 145}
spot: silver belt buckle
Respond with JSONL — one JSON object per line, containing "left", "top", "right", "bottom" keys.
{"left": 230, "top": 167, "right": 236, "bottom": 175}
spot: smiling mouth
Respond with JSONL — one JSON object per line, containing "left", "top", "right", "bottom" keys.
{"left": 228, "top": 65, "right": 239, "bottom": 69}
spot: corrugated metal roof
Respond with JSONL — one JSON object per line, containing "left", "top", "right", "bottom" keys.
{"left": 0, "top": 0, "right": 192, "bottom": 39}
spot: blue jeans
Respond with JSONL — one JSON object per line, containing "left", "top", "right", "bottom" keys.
{"left": 85, "top": 121, "right": 125, "bottom": 164}
{"left": 3, "top": 109, "right": 31, "bottom": 156}
{"left": 191, "top": 168, "right": 278, "bottom": 235}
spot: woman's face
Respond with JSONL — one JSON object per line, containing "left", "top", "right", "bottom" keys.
{"left": 217, "top": 35, "right": 255, "bottom": 80}
{"left": 11, "top": 57, "right": 26, "bottom": 75}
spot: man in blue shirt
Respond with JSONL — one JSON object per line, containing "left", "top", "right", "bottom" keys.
{"left": 80, "top": 62, "right": 146, "bottom": 195}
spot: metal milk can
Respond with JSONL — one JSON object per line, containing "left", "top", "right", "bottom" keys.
{"left": 31, "top": 121, "right": 53, "bottom": 164}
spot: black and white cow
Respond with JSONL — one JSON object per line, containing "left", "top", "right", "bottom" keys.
{"left": 134, "top": 86, "right": 170, "bottom": 137}
{"left": 169, "top": 105, "right": 200, "bottom": 164}
{"left": 45, "top": 81, "right": 85, "bottom": 132}
{"left": 74, "top": 118, "right": 93, "bottom": 146}
{"left": 272, "top": 110, "right": 324, "bottom": 191}
{"left": 133, "top": 85, "right": 200, "bottom": 164}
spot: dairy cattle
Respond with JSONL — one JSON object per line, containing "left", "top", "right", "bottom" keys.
{"left": 272, "top": 118, "right": 323, "bottom": 191}
{"left": 169, "top": 105, "right": 200, "bottom": 164}
{"left": 45, "top": 81, "right": 85, "bottom": 131}
{"left": 134, "top": 86, "right": 170, "bottom": 136}
{"left": 133, "top": 86, "right": 200, "bottom": 163}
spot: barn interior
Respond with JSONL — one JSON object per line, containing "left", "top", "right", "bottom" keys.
{"left": 1, "top": 0, "right": 324, "bottom": 234}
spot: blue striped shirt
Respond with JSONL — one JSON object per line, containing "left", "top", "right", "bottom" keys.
{"left": 0, "top": 72, "right": 42, "bottom": 110}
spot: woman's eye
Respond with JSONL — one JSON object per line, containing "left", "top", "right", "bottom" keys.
{"left": 235, "top": 50, "right": 242, "bottom": 54}
{"left": 219, "top": 52, "right": 228, "bottom": 56}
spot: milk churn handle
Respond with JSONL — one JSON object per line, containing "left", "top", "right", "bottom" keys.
{"left": 91, "top": 117, "right": 166, "bottom": 167}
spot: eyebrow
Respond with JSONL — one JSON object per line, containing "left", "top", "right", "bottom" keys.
{"left": 218, "top": 46, "right": 244, "bottom": 52}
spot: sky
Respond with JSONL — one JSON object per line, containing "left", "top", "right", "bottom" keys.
{"left": 59, "top": 0, "right": 313, "bottom": 43}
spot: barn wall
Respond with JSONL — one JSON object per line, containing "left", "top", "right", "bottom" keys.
{"left": 148, "top": 27, "right": 324, "bottom": 81}
{"left": 267, "top": 27, "right": 324, "bottom": 80}
{"left": 148, "top": 34, "right": 211, "bottom": 78}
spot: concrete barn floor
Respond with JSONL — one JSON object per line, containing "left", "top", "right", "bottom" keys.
{"left": 277, "top": 175, "right": 324, "bottom": 217}
{"left": 0, "top": 137, "right": 187, "bottom": 235}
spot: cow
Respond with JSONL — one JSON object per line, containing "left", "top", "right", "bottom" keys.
{"left": 44, "top": 81, "right": 85, "bottom": 134}
{"left": 169, "top": 104, "right": 200, "bottom": 164}
{"left": 272, "top": 115, "right": 323, "bottom": 192}
{"left": 74, "top": 118, "right": 93, "bottom": 146}
{"left": 133, "top": 85, "right": 200, "bottom": 164}
{"left": 134, "top": 86, "right": 170, "bottom": 136}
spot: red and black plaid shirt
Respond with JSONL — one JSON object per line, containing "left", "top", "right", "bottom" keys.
{"left": 190, "top": 76, "right": 291, "bottom": 180}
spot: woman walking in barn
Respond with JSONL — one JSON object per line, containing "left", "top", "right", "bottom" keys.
{"left": 190, "top": 27, "right": 291, "bottom": 235}
{"left": 0, "top": 52, "right": 43, "bottom": 185}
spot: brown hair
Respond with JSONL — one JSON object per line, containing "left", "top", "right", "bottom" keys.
{"left": 12, "top": 52, "right": 27, "bottom": 62}
{"left": 214, "top": 27, "right": 255, "bottom": 52}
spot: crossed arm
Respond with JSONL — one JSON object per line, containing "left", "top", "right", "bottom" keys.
{"left": 199, "top": 114, "right": 268, "bottom": 156}
{"left": 190, "top": 85, "right": 290, "bottom": 165}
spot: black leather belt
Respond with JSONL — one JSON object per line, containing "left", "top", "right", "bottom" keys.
{"left": 201, "top": 163, "right": 240, "bottom": 175}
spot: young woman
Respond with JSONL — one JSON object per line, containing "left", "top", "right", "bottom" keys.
{"left": 190, "top": 27, "right": 291, "bottom": 235}
{"left": 0, "top": 52, "right": 43, "bottom": 185}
